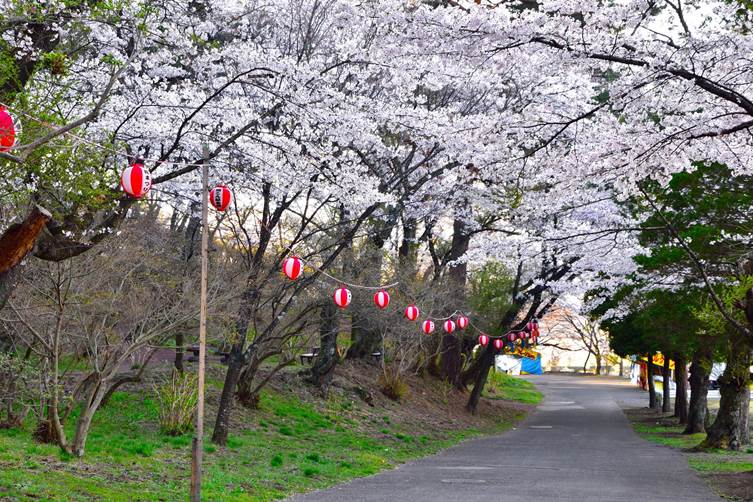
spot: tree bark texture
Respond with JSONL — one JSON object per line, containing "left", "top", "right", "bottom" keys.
{"left": 662, "top": 356, "right": 672, "bottom": 413}
{"left": 701, "top": 339, "right": 752, "bottom": 450}
{"left": 0, "top": 205, "right": 52, "bottom": 309}
{"left": 674, "top": 355, "right": 689, "bottom": 424}
{"left": 684, "top": 347, "right": 711, "bottom": 434}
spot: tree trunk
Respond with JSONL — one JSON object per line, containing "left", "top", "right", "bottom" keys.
{"left": 308, "top": 301, "right": 339, "bottom": 398}
{"left": 466, "top": 346, "right": 495, "bottom": 415}
{"left": 438, "top": 334, "right": 463, "bottom": 388}
{"left": 347, "top": 246, "right": 384, "bottom": 359}
{"left": 662, "top": 355, "right": 672, "bottom": 413}
{"left": 684, "top": 348, "right": 711, "bottom": 434}
{"left": 211, "top": 353, "right": 243, "bottom": 446}
{"left": 700, "top": 340, "right": 751, "bottom": 450}
{"left": 0, "top": 205, "right": 52, "bottom": 309}
{"left": 647, "top": 359, "right": 657, "bottom": 410}
{"left": 595, "top": 355, "right": 602, "bottom": 375}
{"left": 674, "top": 355, "right": 689, "bottom": 424}
{"left": 447, "top": 218, "right": 470, "bottom": 292}
{"left": 174, "top": 333, "right": 185, "bottom": 374}
{"left": 582, "top": 351, "right": 590, "bottom": 374}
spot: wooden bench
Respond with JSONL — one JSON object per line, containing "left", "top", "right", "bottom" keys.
{"left": 300, "top": 347, "right": 320, "bottom": 365}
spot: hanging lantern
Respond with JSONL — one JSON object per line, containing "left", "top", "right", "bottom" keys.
{"left": 507, "top": 332, "right": 517, "bottom": 342}
{"left": 209, "top": 185, "right": 232, "bottom": 211}
{"left": 0, "top": 107, "right": 18, "bottom": 152}
{"left": 282, "top": 256, "right": 303, "bottom": 280}
{"left": 373, "top": 290, "right": 390, "bottom": 309}
{"left": 493, "top": 338, "right": 504, "bottom": 351}
{"left": 526, "top": 320, "right": 535, "bottom": 332}
{"left": 120, "top": 162, "right": 152, "bottom": 198}
{"left": 333, "top": 287, "right": 352, "bottom": 308}
{"left": 422, "top": 320, "right": 435, "bottom": 334}
{"left": 404, "top": 304, "right": 419, "bottom": 321}
{"left": 444, "top": 320, "right": 456, "bottom": 333}
{"left": 532, "top": 319, "right": 540, "bottom": 337}
{"left": 457, "top": 316, "right": 469, "bottom": 330}
{"left": 478, "top": 334, "right": 489, "bottom": 347}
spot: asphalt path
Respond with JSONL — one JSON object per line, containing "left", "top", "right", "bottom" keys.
{"left": 289, "top": 374, "right": 721, "bottom": 502}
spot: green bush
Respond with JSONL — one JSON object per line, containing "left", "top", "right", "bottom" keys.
{"left": 154, "top": 370, "right": 198, "bottom": 436}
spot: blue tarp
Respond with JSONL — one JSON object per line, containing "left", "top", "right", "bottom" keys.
{"left": 520, "top": 354, "right": 543, "bottom": 375}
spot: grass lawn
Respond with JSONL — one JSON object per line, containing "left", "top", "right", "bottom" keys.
{"left": 0, "top": 367, "right": 533, "bottom": 501}
{"left": 625, "top": 407, "right": 753, "bottom": 501}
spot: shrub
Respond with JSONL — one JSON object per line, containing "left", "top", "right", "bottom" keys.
{"left": 270, "top": 454, "right": 283, "bottom": 467}
{"left": 154, "top": 370, "right": 198, "bottom": 436}
{"left": 378, "top": 366, "right": 409, "bottom": 402}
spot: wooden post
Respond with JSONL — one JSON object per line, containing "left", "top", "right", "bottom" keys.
{"left": 190, "top": 158, "right": 209, "bottom": 501}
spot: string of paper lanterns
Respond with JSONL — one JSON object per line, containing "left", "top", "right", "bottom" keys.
{"left": 0, "top": 103, "right": 535, "bottom": 352}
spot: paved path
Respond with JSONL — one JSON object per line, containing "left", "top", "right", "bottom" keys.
{"left": 289, "top": 374, "right": 721, "bottom": 502}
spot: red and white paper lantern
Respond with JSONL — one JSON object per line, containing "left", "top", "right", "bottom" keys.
{"left": 444, "top": 320, "right": 456, "bottom": 333}
{"left": 478, "top": 334, "right": 489, "bottom": 347}
{"left": 422, "top": 320, "right": 435, "bottom": 334}
{"left": 404, "top": 304, "right": 419, "bottom": 321}
{"left": 120, "top": 163, "right": 152, "bottom": 198}
{"left": 209, "top": 185, "right": 232, "bottom": 211}
{"left": 493, "top": 338, "right": 504, "bottom": 350}
{"left": 333, "top": 287, "right": 352, "bottom": 308}
{"left": 0, "top": 107, "right": 18, "bottom": 152}
{"left": 457, "top": 316, "right": 469, "bottom": 330}
{"left": 373, "top": 290, "right": 390, "bottom": 309}
{"left": 507, "top": 332, "right": 517, "bottom": 342}
{"left": 282, "top": 256, "right": 303, "bottom": 280}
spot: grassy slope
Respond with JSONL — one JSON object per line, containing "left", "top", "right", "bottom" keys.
{"left": 0, "top": 367, "right": 534, "bottom": 501}
{"left": 483, "top": 371, "right": 543, "bottom": 405}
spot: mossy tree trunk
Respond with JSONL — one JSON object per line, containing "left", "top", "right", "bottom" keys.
{"left": 700, "top": 338, "right": 752, "bottom": 450}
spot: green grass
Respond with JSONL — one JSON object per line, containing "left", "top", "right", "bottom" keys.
{"left": 483, "top": 371, "right": 543, "bottom": 404}
{"left": 0, "top": 381, "right": 526, "bottom": 501}
{"left": 627, "top": 409, "right": 753, "bottom": 479}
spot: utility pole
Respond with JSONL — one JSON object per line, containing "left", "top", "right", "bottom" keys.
{"left": 190, "top": 152, "right": 209, "bottom": 501}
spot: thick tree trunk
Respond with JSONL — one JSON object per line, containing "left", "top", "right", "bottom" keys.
{"left": 347, "top": 310, "right": 382, "bottom": 359}
{"left": 236, "top": 354, "right": 265, "bottom": 408}
{"left": 308, "top": 301, "right": 339, "bottom": 398}
{"left": 0, "top": 205, "right": 52, "bottom": 309}
{"left": 700, "top": 341, "right": 752, "bottom": 450}
{"left": 447, "top": 218, "right": 470, "bottom": 292}
{"left": 647, "top": 359, "right": 657, "bottom": 410}
{"left": 674, "top": 355, "right": 689, "bottom": 424}
{"left": 347, "top": 246, "right": 384, "bottom": 359}
{"left": 466, "top": 346, "right": 495, "bottom": 415}
{"left": 684, "top": 348, "right": 711, "bottom": 434}
{"left": 438, "top": 334, "right": 463, "bottom": 388}
{"left": 595, "top": 355, "right": 602, "bottom": 375}
{"left": 662, "top": 356, "right": 672, "bottom": 413}
{"left": 212, "top": 354, "right": 243, "bottom": 446}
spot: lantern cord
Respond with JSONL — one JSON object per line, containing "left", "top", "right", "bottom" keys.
{"left": 312, "top": 266, "right": 399, "bottom": 291}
